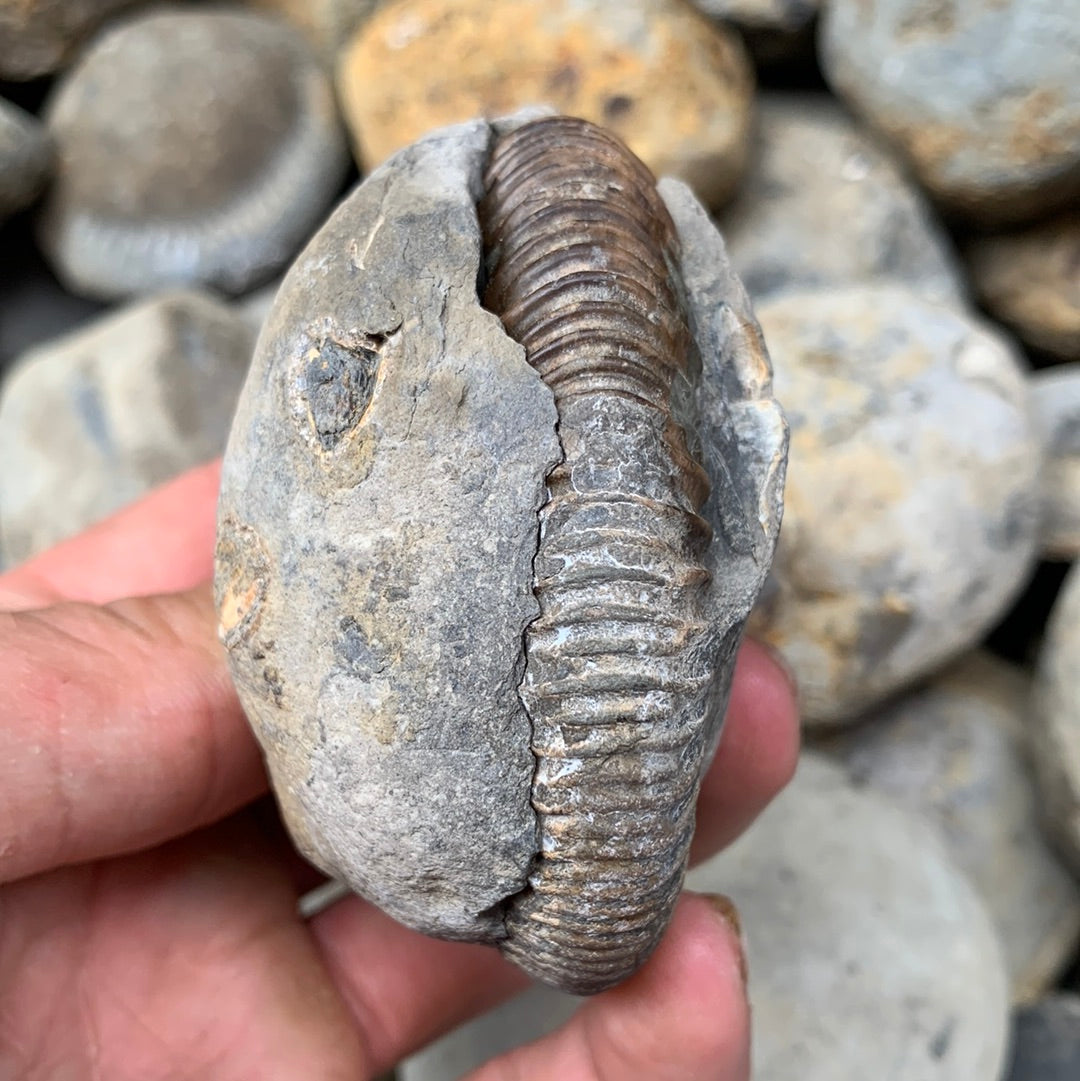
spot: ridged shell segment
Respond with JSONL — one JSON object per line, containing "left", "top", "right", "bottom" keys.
{"left": 480, "top": 116, "right": 715, "bottom": 994}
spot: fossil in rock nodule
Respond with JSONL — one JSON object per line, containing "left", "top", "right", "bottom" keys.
{"left": 215, "top": 113, "right": 787, "bottom": 994}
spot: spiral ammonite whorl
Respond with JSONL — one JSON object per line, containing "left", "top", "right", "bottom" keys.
{"left": 479, "top": 117, "right": 716, "bottom": 993}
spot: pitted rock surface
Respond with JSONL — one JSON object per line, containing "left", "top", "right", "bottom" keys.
{"left": 336, "top": 0, "right": 755, "bottom": 208}
{"left": 750, "top": 284, "right": 1040, "bottom": 725}
{"left": 826, "top": 652, "right": 1080, "bottom": 1002}
{"left": 720, "top": 94, "right": 965, "bottom": 307}
{"left": 0, "top": 290, "right": 254, "bottom": 564}
{"left": 820, "top": 0, "right": 1080, "bottom": 225}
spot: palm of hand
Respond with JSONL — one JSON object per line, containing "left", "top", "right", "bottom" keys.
{"left": 0, "top": 462, "right": 798, "bottom": 1081}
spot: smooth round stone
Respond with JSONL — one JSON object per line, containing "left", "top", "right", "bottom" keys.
{"left": 38, "top": 7, "right": 349, "bottom": 300}
{"left": 720, "top": 94, "right": 965, "bottom": 307}
{"left": 0, "top": 0, "right": 142, "bottom": 80}
{"left": 1031, "top": 365, "right": 1080, "bottom": 560}
{"left": 336, "top": 0, "right": 754, "bottom": 208}
{"left": 249, "top": 0, "right": 379, "bottom": 60}
{"left": 1006, "top": 996, "right": 1080, "bottom": 1081}
{"left": 819, "top": 0, "right": 1080, "bottom": 225}
{"left": 965, "top": 212, "right": 1080, "bottom": 361}
{"left": 691, "top": 0, "right": 817, "bottom": 64}
{"left": 0, "top": 290, "right": 254, "bottom": 564}
{"left": 751, "top": 284, "right": 1040, "bottom": 726}
{"left": 1031, "top": 564, "right": 1080, "bottom": 877}
{"left": 0, "top": 98, "right": 51, "bottom": 221}
{"left": 401, "top": 754, "right": 1011, "bottom": 1081}
{"left": 825, "top": 652, "right": 1080, "bottom": 1002}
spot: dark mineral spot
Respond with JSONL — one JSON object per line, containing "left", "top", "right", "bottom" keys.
{"left": 300, "top": 337, "right": 382, "bottom": 450}
{"left": 603, "top": 94, "right": 635, "bottom": 121}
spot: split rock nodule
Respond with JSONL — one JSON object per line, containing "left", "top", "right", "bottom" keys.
{"left": 215, "top": 115, "right": 787, "bottom": 994}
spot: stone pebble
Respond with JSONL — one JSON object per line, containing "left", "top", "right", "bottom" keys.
{"left": 1031, "top": 563, "right": 1080, "bottom": 878}
{"left": 38, "top": 7, "right": 349, "bottom": 300}
{"left": 824, "top": 652, "right": 1080, "bottom": 1003}
{"left": 819, "top": 0, "right": 1080, "bottom": 225}
{"left": 0, "top": 290, "right": 254, "bottom": 565}
{"left": 248, "top": 0, "right": 379, "bottom": 60}
{"left": 1005, "top": 995, "right": 1080, "bottom": 1081}
{"left": 750, "top": 284, "right": 1040, "bottom": 726}
{"left": 691, "top": 0, "right": 818, "bottom": 64}
{"left": 336, "top": 0, "right": 755, "bottom": 208}
{"left": 0, "top": 98, "right": 51, "bottom": 222}
{"left": 0, "top": 0, "right": 142, "bottom": 80}
{"left": 401, "top": 754, "right": 1011, "bottom": 1081}
{"left": 720, "top": 93, "right": 965, "bottom": 307}
{"left": 965, "top": 212, "right": 1080, "bottom": 362}
{"left": 1031, "top": 365, "right": 1080, "bottom": 560}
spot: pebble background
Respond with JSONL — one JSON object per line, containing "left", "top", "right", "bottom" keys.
{"left": 2, "top": 0, "right": 1079, "bottom": 1078}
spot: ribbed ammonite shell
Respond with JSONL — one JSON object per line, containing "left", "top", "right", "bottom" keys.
{"left": 215, "top": 112, "right": 787, "bottom": 995}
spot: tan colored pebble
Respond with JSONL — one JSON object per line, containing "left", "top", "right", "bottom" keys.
{"left": 336, "top": 0, "right": 754, "bottom": 208}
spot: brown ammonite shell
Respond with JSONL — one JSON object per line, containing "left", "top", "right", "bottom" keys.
{"left": 215, "top": 112, "right": 787, "bottom": 995}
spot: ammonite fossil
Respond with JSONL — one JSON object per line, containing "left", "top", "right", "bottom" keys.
{"left": 215, "top": 112, "right": 787, "bottom": 994}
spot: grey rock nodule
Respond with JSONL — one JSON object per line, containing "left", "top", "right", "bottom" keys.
{"left": 215, "top": 115, "right": 787, "bottom": 993}
{"left": 1005, "top": 995, "right": 1080, "bottom": 1081}
{"left": 825, "top": 652, "right": 1080, "bottom": 1003}
{"left": 38, "top": 7, "right": 349, "bottom": 300}
{"left": 1031, "top": 364, "right": 1080, "bottom": 561}
{"left": 401, "top": 754, "right": 1011, "bottom": 1081}
{"left": 0, "top": 98, "right": 52, "bottom": 222}
{"left": 720, "top": 93, "right": 965, "bottom": 308}
{"left": 750, "top": 284, "right": 1041, "bottom": 726}
{"left": 0, "top": 290, "right": 254, "bottom": 565}
{"left": 819, "top": 0, "right": 1080, "bottom": 225}
{"left": 1031, "top": 563, "right": 1080, "bottom": 877}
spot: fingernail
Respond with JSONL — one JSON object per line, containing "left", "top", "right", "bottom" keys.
{"left": 701, "top": 892, "right": 749, "bottom": 987}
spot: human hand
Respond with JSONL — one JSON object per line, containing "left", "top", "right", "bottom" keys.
{"left": 0, "top": 459, "right": 799, "bottom": 1081}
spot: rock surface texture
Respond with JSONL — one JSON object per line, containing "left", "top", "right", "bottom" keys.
{"left": 826, "top": 652, "right": 1080, "bottom": 1002}
{"left": 401, "top": 754, "right": 1011, "bottom": 1081}
{"left": 819, "top": 0, "right": 1080, "bottom": 225}
{"left": 249, "top": 0, "right": 379, "bottom": 59}
{"left": 38, "top": 7, "right": 349, "bottom": 299}
{"left": 336, "top": 0, "right": 755, "bottom": 208}
{"left": 215, "top": 115, "right": 786, "bottom": 994}
{"left": 1005, "top": 995, "right": 1080, "bottom": 1081}
{"left": 0, "top": 98, "right": 52, "bottom": 222}
{"left": 0, "top": 0, "right": 143, "bottom": 79}
{"left": 966, "top": 212, "right": 1080, "bottom": 361}
{"left": 751, "top": 284, "right": 1040, "bottom": 725}
{"left": 0, "top": 290, "right": 254, "bottom": 564}
{"left": 720, "top": 94, "right": 965, "bottom": 307}
{"left": 1031, "top": 365, "right": 1080, "bottom": 560}
{"left": 1032, "top": 563, "right": 1080, "bottom": 876}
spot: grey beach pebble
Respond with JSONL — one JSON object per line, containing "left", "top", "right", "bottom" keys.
{"left": 402, "top": 754, "right": 1011, "bottom": 1081}
{"left": 965, "top": 212, "right": 1080, "bottom": 362}
{"left": 0, "top": 0, "right": 143, "bottom": 80}
{"left": 1031, "top": 364, "right": 1080, "bottom": 560}
{"left": 38, "top": 7, "right": 349, "bottom": 300}
{"left": 248, "top": 0, "right": 380, "bottom": 61}
{"left": 1006, "top": 995, "right": 1080, "bottom": 1081}
{"left": 720, "top": 93, "right": 965, "bottom": 307}
{"left": 0, "top": 290, "right": 254, "bottom": 565}
{"left": 825, "top": 652, "right": 1080, "bottom": 1003}
{"left": 0, "top": 98, "right": 52, "bottom": 222}
{"left": 1031, "top": 563, "right": 1080, "bottom": 877}
{"left": 819, "top": 0, "right": 1080, "bottom": 225}
{"left": 750, "top": 284, "right": 1040, "bottom": 726}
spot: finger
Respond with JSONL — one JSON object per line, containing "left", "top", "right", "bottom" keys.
{"left": 0, "top": 585, "right": 265, "bottom": 885}
{"left": 690, "top": 638, "right": 800, "bottom": 863}
{"left": 310, "top": 894, "right": 530, "bottom": 1076}
{"left": 0, "top": 459, "right": 222, "bottom": 611}
{"left": 467, "top": 893, "right": 750, "bottom": 1081}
